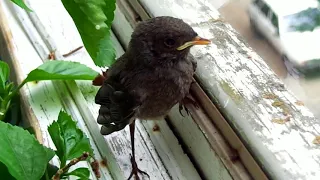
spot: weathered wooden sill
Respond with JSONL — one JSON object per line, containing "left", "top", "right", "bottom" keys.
{"left": 135, "top": 0, "right": 320, "bottom": 179}
{"left": 0, "top": 0, "right": 319, "bottom": 180}
{"left": 0, "top": 0, "right": 242, "bottom": 179}
{"left": 115, "top": 1, "right": 262, "bottom": 179}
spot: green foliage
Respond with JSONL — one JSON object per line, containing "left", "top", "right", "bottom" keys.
{"left": 10, "top": 0, "right": 32, "bottom": 11}
{"left": 0, "top": 61, "right": 96, "bottom": 179}
{"left": 25, "top": 60, "right": 99, "bottom": 82}
{"left": 1, "top": 0, "right": 110, "bottom": 178}
{"left": 0, "top": 62, "right": 14, "bottom": 121}
{"left": 0, "top": 61, "right": 20, "bottom": 124}
{"left": 64, "top": 168, "right": 90, "bottom": 179}
{"left": 2, "top": 92, "right": 21, "bottom": 125}
{"left": 0, "top": 60, "right": 98, "bottom": 122}
{"left": 48, "top": 111, "right": 93, "bottom": 167}
{"left": 0, "top": 61, "right": 9, "bottom": 93}
{"left": 61, "top": 0, "right": 117, "bottom": 67}
{"left": 0, "top": 121, "right": 55, "bottom": 180}
{"left": 289, "top": 6, "right": 320, "bottom": 32}
{"left": 0, "top": 111, "right": 94, "bottom": 180}
{"left": 0, "top": 82, "right": 14, "bottom": 116}
{"left": 295, "top": 11, "right": 320, "bottom": 32}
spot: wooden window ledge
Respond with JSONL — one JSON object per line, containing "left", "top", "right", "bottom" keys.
{"left": 0, "top": 0, "right": 319, "bottom": 180}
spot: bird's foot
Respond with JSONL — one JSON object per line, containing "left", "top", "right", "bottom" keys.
{"left": 179, "top": 102, "right": 189, "bottom": 116}
{"left": 127, "top": 155, "right": 149, "bottom": 180}
{"left": 178, "top": 94, "right": 200, "bottom": 116}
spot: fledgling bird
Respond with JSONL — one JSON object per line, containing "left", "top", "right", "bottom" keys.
{"left": 94, "top": 16, "right": 210, "bottom": 179}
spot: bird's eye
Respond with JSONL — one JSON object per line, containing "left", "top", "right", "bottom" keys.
{"left": 164, "top": 38, "right": 176, "bottom": 47}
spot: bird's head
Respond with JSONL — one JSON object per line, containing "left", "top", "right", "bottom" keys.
{"left": 127, "top": 16, "right": 210, "bottom": 66}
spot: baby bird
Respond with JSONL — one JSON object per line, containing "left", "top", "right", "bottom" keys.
{"left": 95, "top": 16, "right": 210, "bottom": 179}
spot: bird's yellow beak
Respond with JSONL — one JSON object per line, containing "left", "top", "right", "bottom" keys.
{"left": 177, "top": 36, "right": 211, "bottom": 51}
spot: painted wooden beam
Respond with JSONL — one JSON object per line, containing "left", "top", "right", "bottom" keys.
{"left": 137, "top": 0, "right": 320, "bottom": 179}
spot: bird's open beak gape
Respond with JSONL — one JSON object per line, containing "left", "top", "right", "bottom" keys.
{"left": 177, "top": 36, "right": 211, "bottom": 50}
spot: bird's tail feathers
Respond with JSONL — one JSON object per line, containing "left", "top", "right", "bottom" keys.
{"left": 95, "top": 83, "right": 135, "bottom": 135}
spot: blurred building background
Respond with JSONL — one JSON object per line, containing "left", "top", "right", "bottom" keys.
{"left": 212, "top": 0, "right": 320, "bottom": 119}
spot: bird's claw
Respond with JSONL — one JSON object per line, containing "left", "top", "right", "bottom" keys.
{"left": 178, "top": 94, "right": 200, "bottom": 116}
{"left": 127, "top": 155, "right": 150, "bottom": 180}
{"left": 179, "top": 102, "right": 189, "bottom": 117}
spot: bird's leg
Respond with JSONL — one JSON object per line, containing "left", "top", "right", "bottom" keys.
{"left": 179, "top": 80, "right": 201, "bottom": 116}
{"left": 127, "top": 120, "right": 149, "bottom": 180}
{"left": 179, "top": 93, "right": 200, "bottom": 116}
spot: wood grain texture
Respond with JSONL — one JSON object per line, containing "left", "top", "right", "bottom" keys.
{"left": 138, "top": 0, "right": 320, "bottom": 179}
{"left": 190, "top": 81, "right": 265, "bottom": 180}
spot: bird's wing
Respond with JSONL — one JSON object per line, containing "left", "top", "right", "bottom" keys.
{"left": 95, "top": 56, "right": 138, "bottom": 135}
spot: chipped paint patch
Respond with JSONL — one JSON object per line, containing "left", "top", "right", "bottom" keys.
{"left": 91, "top": 160, "right": 101, "bottom": 178}
{"left": 263, "top": 93, "right": 277, "bottom": 99}
{"left": 272, "top": 100, "right": 284, "bottom": 107}
{"left": 153, "top": 123, "right": 160, "bottom": 132}
{"left": 295, "top": 101, "right": 304, "bottom": 106}
{"left": 48, "top": 51, "right": 55, "bottom": 60}
{"left": 219, "top": 80, "right": 242, "bottom": 104}
{"left": 312, "top": 136, "right": 320, "bottom": 145}
{"left": 100, "top": 159, "right": 108, "bottom": 168}
{"left": 271, "top": 116, "right": 290, "bottom": 124}
{"left": 271, "top": 99, "right": 290, "bottom": 116}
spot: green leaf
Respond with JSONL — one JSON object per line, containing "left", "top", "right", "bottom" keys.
{"left": 10, "top": 0, "right": 32, "bottom": 12}
{"left": 48, "top": 111, "right": 93, "bottom": 167}
{"left": 65, "top": 168, "right": 90, "bottom": 179}
{"left": 0, "top": 61, "right": 9, "bottom": 93}
{"left": 48, "top": 120, "right": 65, "bottom": 164}
{"left": 44, "top": 146, "right": 56, "bottom": 163}
{"left": 25, "top": 61, "right": 98, "bottom": 82}
{"left": 0, "top": 121, "right": 55, "bottom": 180}
{"left": 61, "top": 0, "right": 116, "bottom": 67}
{"left": 3, "top": 92, "right": 21, "bottom": 125}
{"left": 95, "top": 31, "right": 116, "bottom": 67}
{"left": 5, "top": 82, "right": 15, "bottom": 95}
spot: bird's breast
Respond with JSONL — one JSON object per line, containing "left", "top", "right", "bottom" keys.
{"left": 127, "top": 62, "right": 194, "bottom": 119}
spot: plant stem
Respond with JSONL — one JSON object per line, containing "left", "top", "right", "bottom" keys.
{"left": 8, "top": 79, "right": 27, "bottom": 101}
{"left": 0, "top": 99, "right": 10, "bottom": 121}
{"left": 62, "top": 46, "right": 83, "bottom": 57}
{"left": 52, "top": 152, "right": 89, "bottom": 180}
{"left": 60, "top": 157, "right": 66, "bottom": 168}
{"left": 45, "top": 168, "right": 50, "bottom": 180}
{"left": 0, "top": 79, "right": 26, "bottom": 121}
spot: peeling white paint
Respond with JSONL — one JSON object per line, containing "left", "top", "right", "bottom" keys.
{"left": 138, "top": 0, "right": 320, "bottom": 179}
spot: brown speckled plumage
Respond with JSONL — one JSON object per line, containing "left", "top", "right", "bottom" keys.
{"left": 94, "top": 16, "right": 210, "bottom": 179}
{"left": 95, "top": 16, "right": 199, "bottom": 135}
